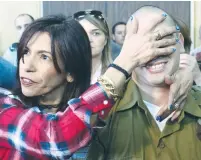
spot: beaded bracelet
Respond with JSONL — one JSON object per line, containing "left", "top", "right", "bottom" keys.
{"left": 108, "top": 63, "right": 131, "bottom": 79}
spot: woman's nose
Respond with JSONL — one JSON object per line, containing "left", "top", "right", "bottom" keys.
{"left": 21, "top": 55, "right": 36, "bottom": 72}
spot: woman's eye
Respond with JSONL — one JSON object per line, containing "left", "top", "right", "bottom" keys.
{"left": 92, "top": 32, "right": 100, "bottom": 36}
{"left": 41, "top": 54, "right": 49, "bottom": 60}
{"left": 23, "top": 50, "right": 29, "bottom": 56}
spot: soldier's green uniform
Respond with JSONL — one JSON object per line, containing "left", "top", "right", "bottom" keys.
{"left": 86, "top": 80, "right": 201, "bottom": 160}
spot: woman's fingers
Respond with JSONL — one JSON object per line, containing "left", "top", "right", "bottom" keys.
{"left": 138, "top": 45, "right": 176, "bottom": 67}
{"left": 172, "top": 94, "right": 187, "bottom": 110}
{"left": 171, "top": 110, "right": 182, "bottom": 121}
{"left": 141, "top": 13, "right": 167, "bottom": 34}
{"left": 156, "top": 105, "right": 172, "bottom": 122}
{"left": 156, "top": 95, "right": 186, "bottom": 122}
{"left": 164, "top": 74, "right": 174, "bottom": 85}
{"left": 148, "top": 25, "right": 180, "bottom": 42}
{"left": 153, "top": 38, "right": 177, "bottom": 48}
{"left": 168, "top": 84, "right": 180, "bottom": 110}
{"left": 164, "top": 74, "right": 181, "bottom": 110}
{"left": 160, "top": 69, "right": 193, "bottom": 121}
{"left": 169, "top": 86, "right": 186, "bottom": 111}
{"left": 153, "top": 46, "right": 176, "bottom": 56}
{"left": 171, "top": 99, "right": 186, "bottom": 121}
{"left": 126, "top": 15, "right": 138, "bottom": 39}
{"left": 137, "top": 46, "right": 176, "bottom": 67}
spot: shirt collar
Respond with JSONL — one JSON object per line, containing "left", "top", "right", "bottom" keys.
{"left": 182, "top": 91, "right": 201, "bottom": 118}
{"left": 115, "top": 80, "right": 201, "bottom": 119}
{"left": 90, "top": 64, "right": 102, "bottom": 85}
{"left": 115, "top": 80, "right": 139, "bottom": 111}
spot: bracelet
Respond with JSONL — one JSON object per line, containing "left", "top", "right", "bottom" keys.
{"left": 108, "top": 63, "right": 131, "bottom": 79}
{"left": 97, "top": 75, "right": 120, "bottom": 101}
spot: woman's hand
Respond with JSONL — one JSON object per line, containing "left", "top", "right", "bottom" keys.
{"left": 156, "top": 68, "right": 193, "bottom": 121}
{"left": 114, "top": 13, "right": 179, "bottom": 74}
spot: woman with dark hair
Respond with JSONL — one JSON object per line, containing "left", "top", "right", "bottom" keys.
{"left": 15, "top": 15, "right": 92, "bottom": 111}
{"left": 0, "top": 14, "right": 191, "bottom": 159}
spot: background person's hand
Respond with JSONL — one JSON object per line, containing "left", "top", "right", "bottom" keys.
{"left": 156, "top": 68, "right": 193, "bottom": 121}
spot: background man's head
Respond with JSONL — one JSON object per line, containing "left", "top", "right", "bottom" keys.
{"left": 127, "top": 6, "right": 185, "bottom": 87}
{"left": 15, "top": 13, "right": 34, "bottom": 40}
{"left": 112, "top": 21, "right": 126, "bottom": 46}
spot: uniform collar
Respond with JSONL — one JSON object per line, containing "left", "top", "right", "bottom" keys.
{"left": 115, "top": 80, "right": 140, "bottom": 112}
{"left": 115, "top": 80, "right": 201, "bottom": 119}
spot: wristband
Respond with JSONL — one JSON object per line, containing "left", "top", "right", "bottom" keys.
{"left": 108, "top": 63, "right": 131, "bottom": 79}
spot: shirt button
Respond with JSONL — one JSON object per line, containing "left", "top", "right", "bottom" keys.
{"left": 158, "top": 142, "right": 165, "bottom": 149}
{"left": 103, "top": 100, "right": 108, "bottom": 105}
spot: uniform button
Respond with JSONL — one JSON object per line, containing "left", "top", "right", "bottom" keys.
{"left": 158, "top": 142, "right": 165, "bottom": 149}
{"left": 103, "top": 100, "right": 108, "bottom": 105}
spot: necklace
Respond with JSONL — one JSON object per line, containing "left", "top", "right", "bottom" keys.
{"left": 40, "top": 104, "right": 59, "bottom": 109}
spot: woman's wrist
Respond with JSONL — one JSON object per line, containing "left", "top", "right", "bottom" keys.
{"left": 102, "top": 66, "right": 127, "bottom": 100}
{"left": 108, "top": 63, "right": 131, "bottom": 79}
{"left": 113, "top": 56, "right": 136, "bottom": 75}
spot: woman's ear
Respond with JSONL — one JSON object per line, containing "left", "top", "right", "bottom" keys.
{"left": 66, "top": 73, "right": 74, "bottom": 83}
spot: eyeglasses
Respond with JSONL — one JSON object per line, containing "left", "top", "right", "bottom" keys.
{"left": 73, "top": 10, "right": 105, "bottom": 22}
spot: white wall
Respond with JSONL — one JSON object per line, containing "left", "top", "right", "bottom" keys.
{"left": 0, "top": 1, "right": 42, "bottom": 55}
{"left": 193, "top": 1, "right": 201, "bottom": 48}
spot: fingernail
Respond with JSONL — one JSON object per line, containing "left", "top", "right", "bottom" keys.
{"left": 156, "top": 116, "right": 162, "bottom": 122}
{"left": 176, "top": 25, "right": 180, "bottom": 31}
{"left": 162, "top": 13, "right": 167, "bottom": 17}
{"left": 169, "top": 104, "right": 174, "bottom": 110}
{"left": 176, "top": 38, "right": 179, "bottom": 43}
{"left": 172, "top": 48, "right": 176, "bottom": 52}
{"left": 130, "top": 15, "right": 134, "bottom": 21}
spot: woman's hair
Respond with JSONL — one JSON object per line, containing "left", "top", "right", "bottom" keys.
{"left": 76, "top": 11, "right": 112, "bottom": 74}
{"left": 16, "top": 15, "right": 92, "bottom": 111}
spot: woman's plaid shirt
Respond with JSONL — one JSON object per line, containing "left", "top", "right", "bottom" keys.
{"left": 0, "top": 82, "right": 114, "bottom": 159}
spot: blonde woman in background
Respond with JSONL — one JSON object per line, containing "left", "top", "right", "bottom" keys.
{"left": 74, "top": 10, "right": 112, "bottom": 84}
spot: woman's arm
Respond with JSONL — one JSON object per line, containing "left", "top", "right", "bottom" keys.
{"left": 0, "top": 14, "right": 179, "bottom": 159}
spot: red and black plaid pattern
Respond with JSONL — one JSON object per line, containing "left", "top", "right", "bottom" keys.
{"left": 0, "top": 83, "right": 114, "bottom": 159}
